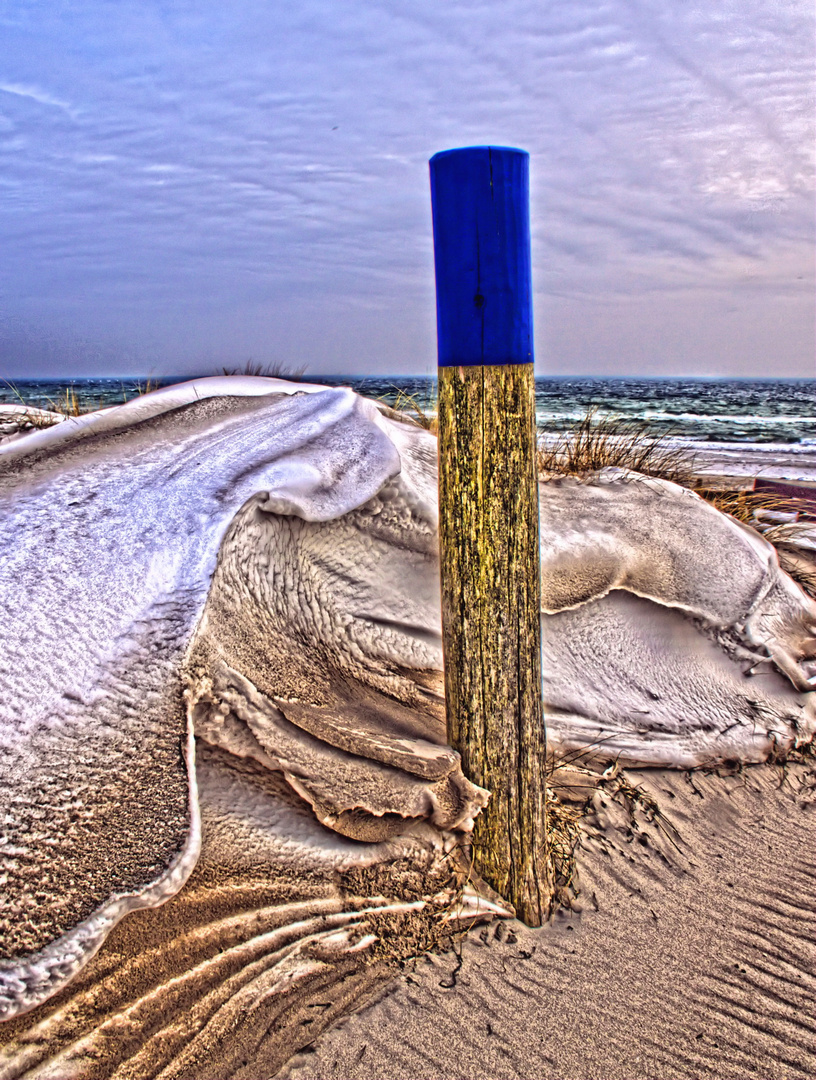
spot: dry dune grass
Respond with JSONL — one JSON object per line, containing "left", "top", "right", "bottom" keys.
{"left": 221, "top": 359, "right": 308, "bottom": 380}
{"left": 47, "top": 385, "right": 105, "bottom": 416}
{"left": 537, "top": 407, "right": 696, "bottom": 486}
{"left": 1, "top": 377, "right": 163, "bottom": 424}
{"left": 378, "top": 387, "right": 439, "bottom": 433}
{"left": 701, "top": 485, "right": 809, "bottom": 524}
{"left": 543, "top": 781, "right": 585, "bottom": 911}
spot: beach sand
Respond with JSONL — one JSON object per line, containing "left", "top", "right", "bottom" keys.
{"left": 6, "top": 755, "right": 813, "bottom": 1079}
{"left": 280, "top": 759, "right": 816, "bottom": 1080}
{"left": 0, "top": 742, "right": 490, "bottom": 1079}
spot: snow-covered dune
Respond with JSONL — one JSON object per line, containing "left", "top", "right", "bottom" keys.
{"left": 0, "top": 377, "right": 477, "bottom": 1023}
{"left": 0, "top": 377, "right": 813, "bottom": 1039}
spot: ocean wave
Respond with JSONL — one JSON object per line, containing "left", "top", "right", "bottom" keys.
{"left": 3, "top": 376, "right": 814, "bottom": 447}
{"left": 639, "top": 412, "right": 814, "bottom": 424}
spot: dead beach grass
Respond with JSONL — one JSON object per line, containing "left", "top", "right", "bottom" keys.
{"left": 537, "top": 406, "right": 696, "bottom": 487}
{"left": 533, "top": 407, "right": 816, "bottom": 597}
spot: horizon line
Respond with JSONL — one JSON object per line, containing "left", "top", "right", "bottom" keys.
{"left": 3, "top": 372, "right": 815, "bottom": 383}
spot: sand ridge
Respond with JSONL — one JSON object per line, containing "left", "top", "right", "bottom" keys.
{"left": 0, "top": 744, "right": 492, "bottom": 1079}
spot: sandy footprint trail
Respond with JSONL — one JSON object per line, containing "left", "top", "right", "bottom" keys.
{"left": 0, "top": 378, "right": 814, "bottom": 1078}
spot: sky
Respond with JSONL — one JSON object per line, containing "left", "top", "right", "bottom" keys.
{"left": 0, "top": 0, "right": 813, "bottom": 379}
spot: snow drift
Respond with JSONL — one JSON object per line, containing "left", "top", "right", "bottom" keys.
{"left": 0, "top": 377, "right": 813, "bottom": 1025}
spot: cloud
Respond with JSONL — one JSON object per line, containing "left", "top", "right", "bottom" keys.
{"left": 0, "top": 0, "right": 812, "bottom": 376}
{"left": 0, "top": 81, "right": 75, "bottom": 114}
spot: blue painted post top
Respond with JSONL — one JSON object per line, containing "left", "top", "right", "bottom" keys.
{"left": 430, "top": 146, "right": 533, "bottom": 368}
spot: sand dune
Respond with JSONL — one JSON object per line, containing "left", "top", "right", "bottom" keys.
{"left": 1, "top": 378, "right": 814, "bottom": 1077}
{"left": 0, "top": 743, "right": 497, "bottom": 1079}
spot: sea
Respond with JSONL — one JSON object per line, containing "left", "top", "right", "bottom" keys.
{"left": 3, "top": 374, "right": 814, "bottom": 479}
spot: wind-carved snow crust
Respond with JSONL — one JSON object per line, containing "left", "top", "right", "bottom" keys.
{"left": 0, "top": 378, "right": 441, "bottom": 1021}
{"left": 537, "top": 470, "right": 816, "bottom": 765}
{"left": 186, "top": 432, "right": 483, "bottom": 844}
{"left": 0, "top": 379, "right": 814, "bottom": 1028}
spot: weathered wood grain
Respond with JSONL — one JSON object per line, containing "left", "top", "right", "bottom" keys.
{"left": 437, "top": 362, "right": 552, "bottom": 925}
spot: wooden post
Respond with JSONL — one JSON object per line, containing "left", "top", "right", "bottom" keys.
{"left": 429, "top": 146, "right": 551, "bottom": 925}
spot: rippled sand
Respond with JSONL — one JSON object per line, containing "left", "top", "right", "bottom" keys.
{"left": 281, "top": 759, "right": 816, "bottom": 1080}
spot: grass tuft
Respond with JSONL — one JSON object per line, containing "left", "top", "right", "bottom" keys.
{"left": 545, "top": 788, "right": 585, "bottom": 911}
{"left": 2, "top": 379, "right": 104, "bottom": 422}
{"left": 125, "top": 377, "right": 161, "bottom": 399}
{"left": 380, "top": 387, "right": 438, "bottom": 434}
{"left": 220, "top": 359, "right": 307, "bottom": 380}
{"left": 537, "top": 407, "right": 696, "bottom": 486}
{"left": 47, "top": 385, "right": 87, "bottom": 416}
{"left": 700, "top": 487, "right": 804, "bottom": 524}
{"left": 1, "top": 377, "right": 164, "bottom": 425}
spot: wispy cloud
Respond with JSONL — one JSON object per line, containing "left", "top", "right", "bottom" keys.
{"left": 0, "top": 81, "right": 75, "bottom": 115}
{"left": 0, "top": 0, "right": 812, "bottom": 376}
